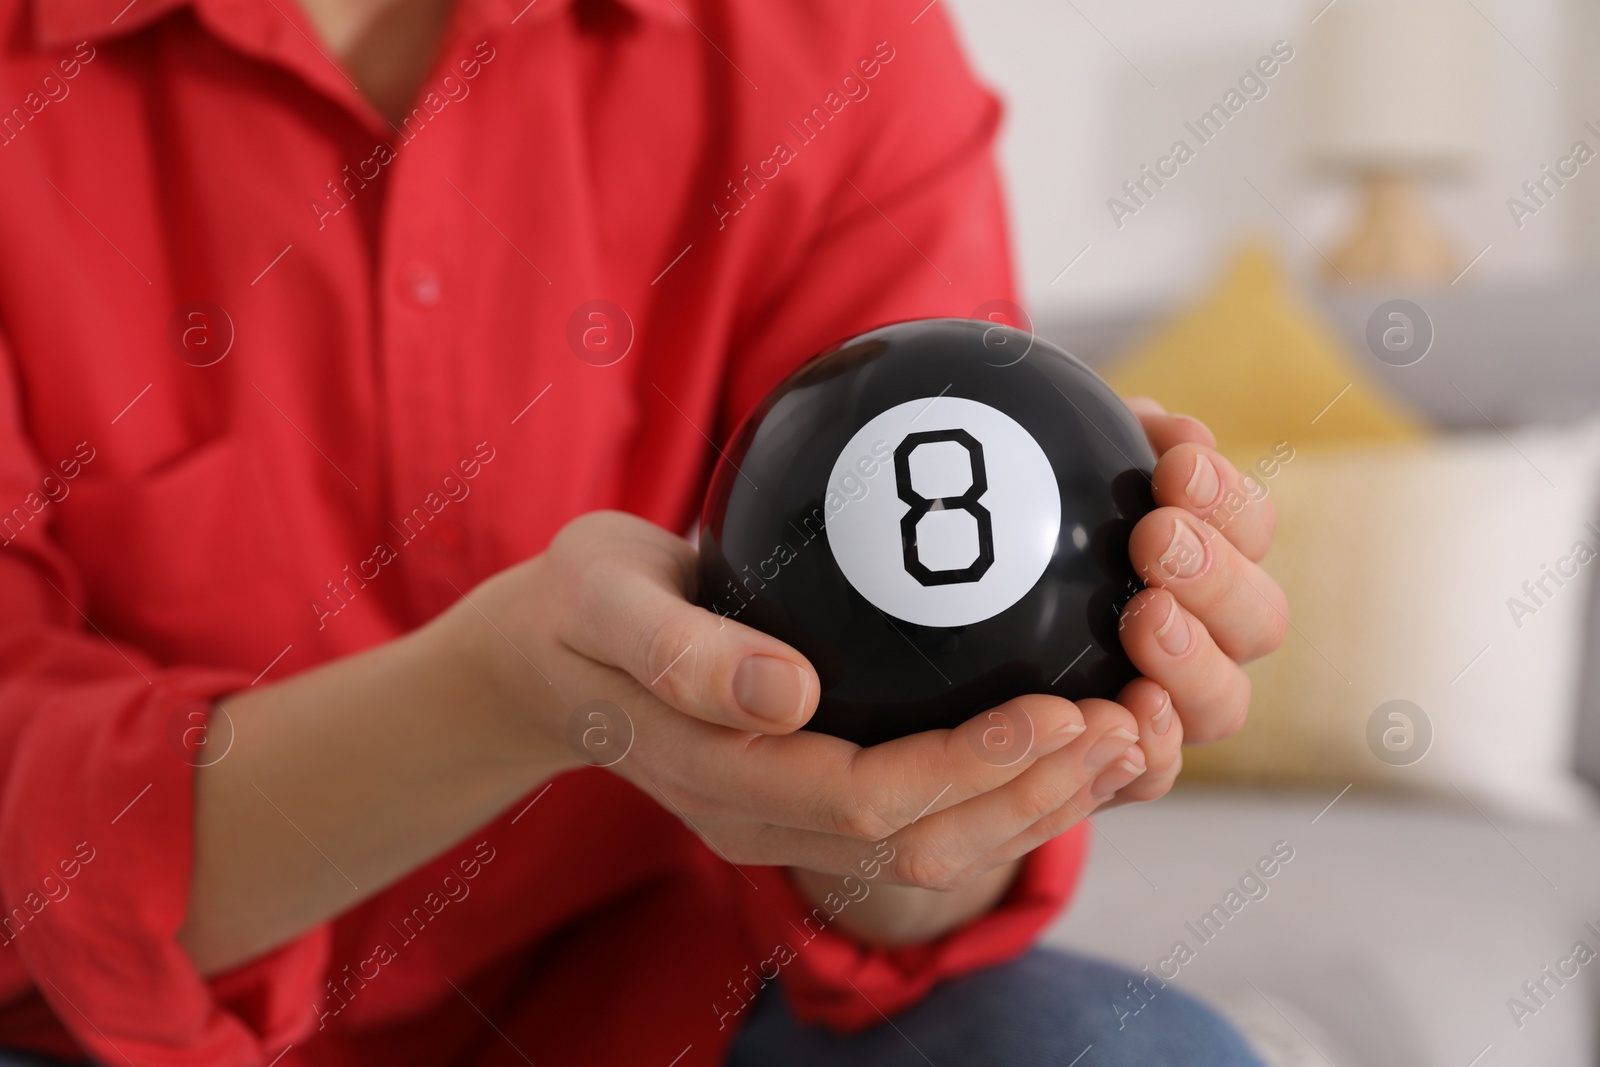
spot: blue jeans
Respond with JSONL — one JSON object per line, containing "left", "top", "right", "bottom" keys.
{"left": 726, "top": 948, "right": 1265, "bottom": 1067}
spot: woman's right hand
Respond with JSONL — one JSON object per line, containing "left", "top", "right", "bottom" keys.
{"left": 450, "top": 511, "right": 1152, "bottom": 892}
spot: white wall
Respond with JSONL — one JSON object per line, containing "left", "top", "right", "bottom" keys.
{"left": 944, "top": 0, "right": 1588, "bottom": 318}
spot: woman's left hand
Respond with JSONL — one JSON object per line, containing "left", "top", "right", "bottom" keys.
{"left": 1095, "top": 397, "right": 1288, "bottom": 809}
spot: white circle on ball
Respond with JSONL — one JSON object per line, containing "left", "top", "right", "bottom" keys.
{"left": 824, "top": 396, "right": 1061, "bottom": 627}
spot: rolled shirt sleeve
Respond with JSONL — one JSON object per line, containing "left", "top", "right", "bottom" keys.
{"left": 732, "top": 833, "right": 1088, "bottom": 1032}
{"left": 0, "top": 334, "right": 329, "bottom": 1066}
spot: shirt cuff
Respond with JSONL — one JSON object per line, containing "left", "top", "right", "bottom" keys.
{"left": 734, "top": 823, "right": 1088, "bottom": 1033}
{"left": 1, "top": 670, "right": 330, "bottom": 1066}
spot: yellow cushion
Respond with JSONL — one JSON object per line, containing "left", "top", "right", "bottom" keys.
{"left": 1174, "top": 424, "right": 1600, "bottom": 817}
{"left": 1104, "top": 244, "right": 1425, "bottom": 453}
{"left": 1102, "top": 244, "right": 1431, "bottom": 786}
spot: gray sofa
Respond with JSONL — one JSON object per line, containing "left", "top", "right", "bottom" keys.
{"left": 1037, "top": 274, "right": 1600, "bottom": 1067}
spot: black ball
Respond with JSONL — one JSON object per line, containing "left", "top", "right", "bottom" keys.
{"left": 697, "top": 318, "right": 1156, "bottom": 747}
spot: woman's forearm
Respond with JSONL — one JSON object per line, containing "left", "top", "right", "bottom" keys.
{"left": 178, "top": 604, "right": 569, "bottom": 975}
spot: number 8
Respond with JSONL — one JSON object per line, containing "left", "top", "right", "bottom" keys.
{"left": 893, "top": 429, "right": 995, "bottom": 587}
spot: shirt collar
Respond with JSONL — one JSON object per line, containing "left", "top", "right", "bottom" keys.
{"left": 31, "top": 0, "right": 679, "bottom": 50}
{"left": 33, "top": 0, "right": 191, "bottom": 47}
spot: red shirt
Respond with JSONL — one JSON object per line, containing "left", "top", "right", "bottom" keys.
{"left": 0, "top": 0, "right": 1088, "bottom": 1063}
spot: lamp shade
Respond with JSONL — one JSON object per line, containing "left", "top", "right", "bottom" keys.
{"left": 1306, "top": 0, "right": 1487, "bottom": 173}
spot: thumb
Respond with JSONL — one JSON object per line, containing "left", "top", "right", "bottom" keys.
{"left": 566, "top": 546, "right": 819, "bottom": 734}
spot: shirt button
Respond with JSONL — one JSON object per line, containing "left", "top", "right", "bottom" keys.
{"left": 402, "top": 265, "right": 442, "bottom": 308}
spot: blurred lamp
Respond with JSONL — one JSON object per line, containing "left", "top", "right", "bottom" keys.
{"left": 1307, "top": 0, "right": 1486, "bottom": 283}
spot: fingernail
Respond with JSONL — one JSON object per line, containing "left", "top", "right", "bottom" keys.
{"left": 1185, "top": 453, "right": 1221, "bottom": 508}
{"left": 1154, "top": 594, "right": 1193, "bottom": 657}
{"left": 734, "top": 657, "right": 809, "bottom": 723}
{"left": 1157, "top": 517, "right": 1207, "bottom": 580}
{"left": 1151, "top": 691, "right": 1174, "bottom": 736}
{"left": 1086, "top": 727, "right": 1139, "bottom": 770}
{"left": 1091, "top": 757, "right": 1146, "bottom": 801}
{"left": 1045, "top": 720, "right": 1088, "bottom": 748}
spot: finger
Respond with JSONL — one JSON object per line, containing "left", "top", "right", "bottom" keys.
{"left": 1130, "top": 405, "right": 1218, "bottom": 455}
{"left": 807, "top": 694, "right": 1090, "bottom": 840}
{"left": 630, "top": 805, "right": 880, "bottom": 875}
{"left": 1151, "top": 442, "right": 1276, "bottom": 563}
{"left": 630, "top": 690, "right": 1091, "bottom": 840}
{"left": 565, "top": 551, "right": 819, "bottom": 734}
{"left": 1118, "top": 588, "right": 1251, "bottom": 744}
{"left": 615, "top": 784, "right": 902, "bottom": 878}
{"left": 1094, "top": 677, "right": 1183, "bottom": 810}
{"left": 944, "top": 699, "right": 1150, "bottom": 882}
{"left": 887, "top": 700, "right": 1140, "bottom": 890}
{"left": 1129, "top": 506, "right": 1289, "bottom": 663}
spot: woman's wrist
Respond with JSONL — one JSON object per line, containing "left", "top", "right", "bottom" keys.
{"left": 420, "top": 559, "right": 579, "bottom": 783}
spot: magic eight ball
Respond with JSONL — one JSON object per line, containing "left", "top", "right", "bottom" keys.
{"left": 696, "top": 318, "right": 1157, "bottom": 747}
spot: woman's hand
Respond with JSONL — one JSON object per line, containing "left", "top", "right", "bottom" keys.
{"left": 459, "top": 513, "right": 1148, "bottom": 891}
{"left": 773, "top": 400, "right": 1287, "bottom": 938}
{"left": 455, "top": 399, "right": 1290, "bottom": 943}
{"left": 1093, "top": 398, "right": 1288, "bottom": 810}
